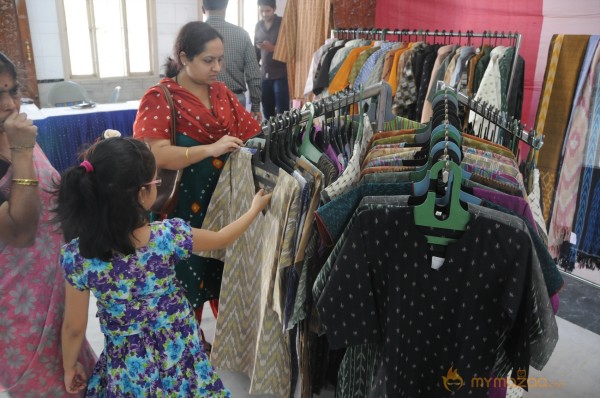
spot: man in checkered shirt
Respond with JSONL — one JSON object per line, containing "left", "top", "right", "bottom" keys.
{"left": 203, "top": 0, "right": 263, "bottom": 121}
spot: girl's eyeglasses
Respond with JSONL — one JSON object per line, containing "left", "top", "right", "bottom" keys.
{"left": 144, "top": 178, "right": 162, "bottom": 187}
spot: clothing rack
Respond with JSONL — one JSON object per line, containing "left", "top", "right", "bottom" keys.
{"left": 435, "top": 81, "right": 542, "bottom": 152}
{"left": 260, "top": 81, "right": 393, "bottom": 134}
{"left": 330, "top": 27, "right": 522, "bottom": 119}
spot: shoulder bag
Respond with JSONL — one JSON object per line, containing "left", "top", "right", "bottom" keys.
{"left": 150, "top": 83, "right": 183, "bottom": 215}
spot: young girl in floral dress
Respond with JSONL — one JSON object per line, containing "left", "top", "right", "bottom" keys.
{"left": 54, "top": 137, "right": 271, "bottom": 396}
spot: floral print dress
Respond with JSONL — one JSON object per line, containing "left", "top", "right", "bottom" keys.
{"left": 60, "top": 218, "right": 230, "bottom": 397}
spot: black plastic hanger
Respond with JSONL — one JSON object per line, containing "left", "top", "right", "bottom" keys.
{"left": 269, "top": 116, "right": 294, "bottom": 174}
{"left": 251, "top": 120, "right": 279, "bottom": 191}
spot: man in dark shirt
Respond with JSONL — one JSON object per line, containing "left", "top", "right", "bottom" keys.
{"left": 254, "top": 0, "right": 289, "bottom": 119}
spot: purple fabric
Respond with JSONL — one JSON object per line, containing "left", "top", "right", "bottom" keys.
{"left": 473, "top": 186, "right": 536, "bottom": 229}
{"left": 488, "top": 381, "right": 507, "bottom": 398}
{"left": 312, "top": 125, "right": 343, "bottom": 173}
{"left": 550, "top": 293, "right": 559, "bottom": 314}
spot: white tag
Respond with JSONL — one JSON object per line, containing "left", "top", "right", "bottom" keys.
{"left": 570, "top": 232, "right": 577, "bottom": 245}
{"left": 240, "top": 147, "right": 257, "bottom": 155}
{"left": 431, "top": 256, "right": 445, "bottom": 270}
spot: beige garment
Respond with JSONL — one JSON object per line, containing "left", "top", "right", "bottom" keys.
{"left": 200, "top": 151, "right": 301, "bottom": 398}
{"left": 273, "top": 0, "right": 331, "bottom": 99}
{"left": 294, "top": 159, "right": 323, "bottom": 264}
{"left": 443, "top": 47, "right": 462, "bottom": 84}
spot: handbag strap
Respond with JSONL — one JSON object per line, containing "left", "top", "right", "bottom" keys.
{"left": 156, "top": 83, "right": 177, "bottom": 145}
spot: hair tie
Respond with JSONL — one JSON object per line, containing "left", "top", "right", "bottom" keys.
{"left": 80, "top": 160, "right": 94, "bottom": 173}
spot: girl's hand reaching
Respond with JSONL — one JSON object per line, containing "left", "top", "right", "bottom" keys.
{"left": 191, "top": 188, "right": 272, "bottom": 252}
{"left": 251, "top": 189, "right": 272, "bottom": 214}
{"left": 64, "top": 362, "right": 88, "bottom": 393}
{"left": 209, "top": 135, "right": 243, "bottom": 157}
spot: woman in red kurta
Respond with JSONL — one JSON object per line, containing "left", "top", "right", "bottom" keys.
{"left": 133, "top": 21, "right": 261, "bottom": 343}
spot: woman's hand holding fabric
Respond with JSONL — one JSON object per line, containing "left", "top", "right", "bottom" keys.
{"left": 209, "top": 135, "right": 243, "bottom": 157}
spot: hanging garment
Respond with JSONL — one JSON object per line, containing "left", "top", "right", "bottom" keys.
{"left": 468, "top": 46, "right": 508, "bottom": 141}
{"left": 534, "top": 34, "right": 590, "bottom": 224}
{"left": 321, "top": 114, "right": 373, "bottom": 203}
{"left": 566, "top": 68, "right": 600, "bottom": 271}
{"left": 304, "top": 38, "right": 337, "bottom": 97}
{"left": 317, "top": 207, "right": 533, "bottom": 398}
{"left": 312, "top": 192, "right": 558, "bottom": 395}
{"left": 548, "top": 38, "right": 600, "bottom": 258}
{"left": 273, "top": 0, "right": 332, "bottom": 99}
{"left": 200, "top": 151, "right": 300, "bottom": 398}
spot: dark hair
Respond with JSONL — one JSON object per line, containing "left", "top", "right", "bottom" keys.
{"left": 164, "top": 21, "right": 224, "bottom": 78}
{"left": 203, "top": 0, "right": 229, "bottom": 11}
{"left": 54, "top": 137, "right": 156, "bottom": 261}
{"left": 0, "top": 52, "right": 25, "bottom": 97}
{"left": 257, "top": 0, "right": 276, "bottom": 8}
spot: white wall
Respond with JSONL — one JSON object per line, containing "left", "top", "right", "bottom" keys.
{"left": 25, "top": 0, "right": 288, "bottom": 107}
{"left": 25, "top": 0, "right": 200, "bottom": 107}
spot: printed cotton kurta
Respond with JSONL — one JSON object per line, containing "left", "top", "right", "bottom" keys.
{"left": 200, "top": 151, "right": 301, "bottom": 398}
{"left": 317, "top": 207, "right": 533, "bottom": 398}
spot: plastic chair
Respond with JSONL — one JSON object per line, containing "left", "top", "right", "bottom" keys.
{"left": 47, "top": 81, "right": 92, "bottom": 107}
{"left": 110, "top": 86, "right": 121, "bottom": 103}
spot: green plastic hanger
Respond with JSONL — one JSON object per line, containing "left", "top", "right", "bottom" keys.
{"left": 413, "top": 160, "right": 471, "bottom": 246}
{"left": 299, "top": 102, "right": 322, "bottom": 164}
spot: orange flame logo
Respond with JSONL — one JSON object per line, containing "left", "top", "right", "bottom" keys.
{"left": 442, "top": 366, "right": 464, "bottom": 392}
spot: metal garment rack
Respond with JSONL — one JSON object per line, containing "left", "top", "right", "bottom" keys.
{"left": 260, "top": 81, "right": 392, "bottom": 134}
{"left": 330, "top": 28, "right": 522, "bottom": 117}
{"left": 435, "top": 81, "right": 542, "bottom": 152}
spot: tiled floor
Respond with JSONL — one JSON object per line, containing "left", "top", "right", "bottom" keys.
{"left": 85, "top": 272, "right": 600, "bottom": 397}
{"left": 554, "top": 272, "right": 600, "bottom": 335}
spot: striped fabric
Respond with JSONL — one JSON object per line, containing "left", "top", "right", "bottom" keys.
{"left": 273, "top": 0, "right": 331, "bottom": 99}
{"left": 534, "top": 35, "right": 589, "bottom": 224}
{"left": 200, "top": 151, "right": 301, "bottom": 398}
{"left": 548, "top": 38, "right": 600, "bottom": 258}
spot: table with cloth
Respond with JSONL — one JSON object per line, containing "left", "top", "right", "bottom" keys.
{"left": 22, "top": 101, "right": 139, "bottom": 172}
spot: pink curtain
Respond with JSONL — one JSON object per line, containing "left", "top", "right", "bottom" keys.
{"left": 374, "top": 0, "right": 543, "bottom": 124}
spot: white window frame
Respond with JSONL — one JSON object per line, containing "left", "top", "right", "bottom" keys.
{"left": 56, "top": 0, "right": 158, "bottom": 80}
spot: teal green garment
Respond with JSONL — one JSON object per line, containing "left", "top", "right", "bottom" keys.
{"left": 171, "top": 134, "right": 228, "bottom": 309}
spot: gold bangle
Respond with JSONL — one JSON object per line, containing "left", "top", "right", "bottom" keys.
{"left": 10, "top": 145, "right": 35, "bottom": 150}
{"left": 12, "top": 178, "right": 39, "bottom": 186}
{"left": 185, "top": 147, "right": 190, "bottom": 163}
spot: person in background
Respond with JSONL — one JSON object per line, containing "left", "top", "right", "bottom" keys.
{"left": 55, "top": 137, "right": 271, "bottom": 396}
{"left": 255, "top": 0, "right": 289, "bottom": 119}
{"left": 203, "top": 0, "right": 262, "bottom": 120}
{"left": 133, "top": 21, "right": 262, "bottom": 350}
{"left": 0, "top": 52, "right": 96, "bottom": 397}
